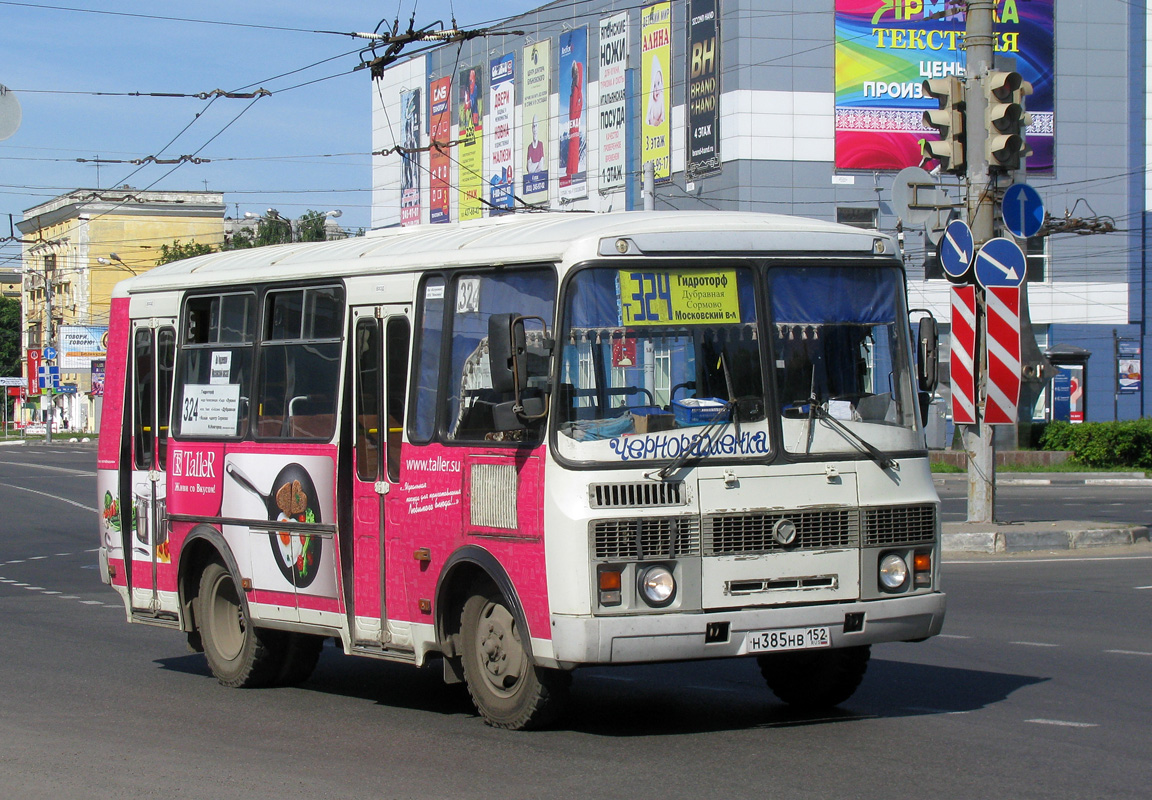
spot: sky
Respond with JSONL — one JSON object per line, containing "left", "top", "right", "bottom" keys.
{"left": 0, "top": 0, "right": 542, "bottom": 269}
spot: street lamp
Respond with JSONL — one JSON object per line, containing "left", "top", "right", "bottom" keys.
{"left": 96, "top": 253, "right": 139, "bottom": 275}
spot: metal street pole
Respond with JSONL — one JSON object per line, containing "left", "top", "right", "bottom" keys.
{"left": 964, "top": 0, "right": 995, "bottom": 522}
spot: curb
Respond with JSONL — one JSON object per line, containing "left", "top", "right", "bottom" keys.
{"left": 942, "top": 526, "right": 1151, "bottom": 553}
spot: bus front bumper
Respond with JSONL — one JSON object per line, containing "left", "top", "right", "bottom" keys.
{"left": 547, "top": 592, "right": 945, "bottom": 667}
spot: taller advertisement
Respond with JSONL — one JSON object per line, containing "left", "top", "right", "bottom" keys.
{"left": 457, "top": 65, "right": 485, "bottom": 221}
{"left": 521, "top": 40, "right": 551, "bottom": 205}
{"left": 834, "top": 1, "right": 1054, "bottom": 172}
{"left": 641, "top": 2, "right": 672, "bottom": 183}
{"left": 489, "top": 54, "right": 516, "bottom": 214}
{"left": 559, "top": 28, "right": 589, "bottom": 201}
{"left": 598, "top": 12, "right": 629, "bottom": 193}
{"left": 429, "top": 76, "right": 452, "bottom": 224}
{"left": 686, "top": 0, "right": 721, "bottom": 180}
{"left": 400, "top": 88, "right": 421, "bottom": 226}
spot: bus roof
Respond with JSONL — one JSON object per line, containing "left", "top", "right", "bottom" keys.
{"left": 112, "top": 210, "right": 892, "bottom": 297}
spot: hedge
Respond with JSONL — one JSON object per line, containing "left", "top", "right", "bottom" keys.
{"left": 1039, "top": 419, "right": 1152, "bottom": 469}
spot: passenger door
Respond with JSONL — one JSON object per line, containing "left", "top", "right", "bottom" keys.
{"left": 349, "top": 305, "right": 411, "bottom": 645}
{"left": 128, "top": 319, "right": 177, "bottom": 615}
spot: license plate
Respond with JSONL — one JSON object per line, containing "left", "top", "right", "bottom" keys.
{"left": 745, "top": 626, "right": 831, "bottom": 653}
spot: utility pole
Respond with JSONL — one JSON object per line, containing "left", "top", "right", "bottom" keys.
{"left": 962, "top": 1, "right": 995, "bottom": 522}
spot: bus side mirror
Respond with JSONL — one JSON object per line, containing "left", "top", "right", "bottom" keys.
{"left": 488, "top": 313, "right": 527, "bottom": 394}
{"left": 916, "top": 316, "right": 939, "bottom": 393}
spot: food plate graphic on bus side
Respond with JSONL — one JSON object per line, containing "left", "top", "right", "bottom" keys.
{"left": 226, "top": 462, "right": 323, "bottom": 588}
{"left": 745, "top": 626, "right": 831, "bottom": 654}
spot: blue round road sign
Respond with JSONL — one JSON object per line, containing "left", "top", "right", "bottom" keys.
{"left": 974, "top": 237, "right": 1026, "bottom": 289}
{"left": 43, "top": 346, "right": 57, "bottom": 361}
{"left": 939, "top": 219, "right": 974, "bottom": 280}
{"left": 1002, "top": 183, "right": 1044, "bottom": 239}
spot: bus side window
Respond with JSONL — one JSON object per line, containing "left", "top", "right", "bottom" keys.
{"left": 156, "top": 327, "right": 176, "bottom": 468}
{"left": 385, "top": 316, "right": 410, "bottom": 481}
{"left": 409, "top": 276, "right": 446, "bottom": 443}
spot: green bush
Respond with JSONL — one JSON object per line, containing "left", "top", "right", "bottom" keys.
{"left": 1039, "top": 419, "right": 1152, "bottom": 468}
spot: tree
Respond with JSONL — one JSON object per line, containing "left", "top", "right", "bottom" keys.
{"left": 0, "top": 296, "right": 19, "bottom": 378}
{"left": 296, "top": 210, "right": 330, "bottom": 242}
{"left": 156, "top": 240, "right": 214, "bottom": 266}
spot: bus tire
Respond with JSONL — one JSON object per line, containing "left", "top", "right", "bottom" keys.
{"left": 197, "top": 561, "right": 283, "bottom": 689}
{"left": 276, "top": 633, "right": 325, "bottom": 686}
{"left": 757, "top": 644, "right": 871, "bottom": 709}
{"left": 459, "top": 588, "right": 568, "bottom": 730}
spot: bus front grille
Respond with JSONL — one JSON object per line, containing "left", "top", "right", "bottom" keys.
{"left": 592, "top": 516, "right": 701, "bottom": 559}
{"left": 703, "top": 509, "right": 859, "bottom": 556}
{"left": 863, "top": 504, "right": 937, "bottom": 546}
{"left": 589, "top": 481, "right": 686, "bottom": 509}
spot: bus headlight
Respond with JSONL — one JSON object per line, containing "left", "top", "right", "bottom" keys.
{"left": 638, "top": 564, "right": 676, "bottom": 607}
{"left": 878, "top": 553, "right": 909, "bottom": 591}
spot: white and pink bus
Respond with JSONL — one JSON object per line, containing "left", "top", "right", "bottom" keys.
{"left": 97, "top": 211, "right": 946, "bottom": 729}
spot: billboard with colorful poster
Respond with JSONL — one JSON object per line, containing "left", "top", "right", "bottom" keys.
{"left": 489, "top": 53, "right": 516, "bottom": 214}
{"left": 834, "top": 0, "right": 1054, "bottom": 172}
{"left": 521, "top": 40, "right": 550, "bottom": 205}
{"left": 558, "top": 28, "right": 588, "bottom": 201}
{"left": 686, "top": 0, "right": 721, "bottom": 180}
{"left": 598, "top": 12, "right": 628, "bottom": 193}
{"left": 457, "top": 65, "right": 484, "bottom": 221}
{"left": 641, "top": 2, "right": 672, "bottom": 183}
{"left": 59, "top": 325, "right": 108, "bottom": 369}
{"left": 429, "top": 76, "right": 452, "bottom": 224}
{"left": 400, "top": 88, "right": 421, "bottom": 226}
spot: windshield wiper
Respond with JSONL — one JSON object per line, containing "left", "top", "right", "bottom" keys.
{"left": 649, "top": 400, "right": 734, "bottom": 480}
{"left": 807, "top": 397, "right": 898, "bottom": 471}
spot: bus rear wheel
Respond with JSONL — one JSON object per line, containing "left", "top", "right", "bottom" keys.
{"left": 757, "top": 644, "right": 871, "bottom": 709}
{"left": 459, "top": 588, "right": 568, "bottom": 730}
{"left": 197, "top": 561, "right": 283, "bottom": 688}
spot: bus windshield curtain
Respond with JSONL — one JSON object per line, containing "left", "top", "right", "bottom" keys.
{"left": 768, "top": 266, "right": 899, "bottom": 325}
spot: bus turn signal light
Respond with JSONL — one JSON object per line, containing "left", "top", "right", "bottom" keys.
{"left": 598, "top": 568, "right": 622, "bottom": 607}
{"left": 914, "top": 552, "right": 932, "bottom": 586}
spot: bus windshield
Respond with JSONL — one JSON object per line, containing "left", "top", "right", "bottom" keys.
{"left": 554, "top": 261, "right": 920, "bottom": 466}
{"left": 555, "top": 263, "right": 769, "bottom": 465}
{"left": 770, "top": 264, "right": 921, "bottom": 457}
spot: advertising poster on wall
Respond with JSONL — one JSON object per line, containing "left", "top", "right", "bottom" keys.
{"left": 489, "top": 53, "right": 516, "bottom": 214}
{"left": 59, "top": 325, "right": 108, "bottom": 369}
{"left": 834, "top": 0, "right": 1054, "bottom": 172}
{"left": 686, "top": 0, "right": 721, "bottom": 180}
{"left": 400, "top": 88, "right": 421, "bottom": 226}
{"left": 558, "top": 28, "right": 588, "bottom": 201}
{"left": 521, "top": 40, "right": 551, "bottom": 205}
{"left": 1118, "top": 340, "right": 1142, "bottom": 395}
{"left": 90, "top": 359, "right": 105, "bottom": 397}
{"left": 598, "top": 12, "right": 629, "bottom": 193}
{"left": 429, "top": 76, "right": 452, "bottom": 224}
{"left": 457, "top": 65, "right": 485, "bottom": 221}
{"left": 641, "top": 2, "right": 672, "bottom": 183}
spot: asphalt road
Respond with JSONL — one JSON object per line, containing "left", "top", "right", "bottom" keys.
{"left": 1, "top": 443, "right": 1150, "bottom": 799}
{"left": 936, "top": 475, "right": 1152, "bottom": 526}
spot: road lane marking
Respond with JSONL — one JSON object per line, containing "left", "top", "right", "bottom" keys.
{"left": 23, "top": 586, "right": 45, "bottom": 591}
{"left": 938, "top": 634, "right": 971, "bottom": 639}
{"left": 1010, "top": 641, "right": 1059, "bottom": 647}
{"left": 79, "top": 600, "right": 103, "bottom": 605}
{"left": 946, "top": 555, "right": 1152, "bottom": 565}
{"left": 1105, "top": 649, "right": 1152, "bottom": 657}
{"left": 1027, "top": 719, "right": 1098, "bottom": 728}
{"left": 1136, "top": 586, "right": 1152, "bottom": 590}
{"left": 0, "top": 482, "right": 97, "bottom": 512}
{"left": 904, "top": 706, "right": 971, "bottom": 715}
{"left": 0, "top": 461, "right": 95, "bottom": 476}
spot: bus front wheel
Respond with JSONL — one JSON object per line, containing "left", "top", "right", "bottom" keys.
{"left": 757, "top": 644, "right": 871, "bottom": 709}
{"left": 197, "top": 561, "right": 283, "bottom": 688}
{"left": 459, "top": 588, "right": 568, "bottom": 730}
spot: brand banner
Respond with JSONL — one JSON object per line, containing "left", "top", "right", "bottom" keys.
{"left": 686, "top": 0, "right": 721, "bottom": 180}
{"left": 400, "top": 88, "right": 421, "bottom": 226}
{"left": 559, "top": 27, "right": 588, "bottom": 201}
{"left": 489, "top": 54, "right": 516, "bottom": 214}
{"left": 429, "top": 76, "right": 452, "bottom": 224}
{"left": 834, "top": 0, "right": 1054, "bottom": 172}
{"left": 457, "top": 65, "right": 485, "bottom": 221}
{"left": 521, "top": 40, "right": 551, "bottom": 205}
{"left": 599, "top": 12, "right": 629, "bottom": 193}
{"left": 641, "top": 2, "right": 672, "bottom": 183}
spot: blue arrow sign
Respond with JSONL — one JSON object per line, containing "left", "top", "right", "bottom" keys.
{"left": 974, "top": 237, "right": 1026, "bottom": 288}
{"left": 939, "top": 219, "right": 974, "bottom": 280}
{"left": 1002, "top": 183, "right": 1044, "bottom": 239}
{"left": 43, "top": 346, "right": 57, "bottom": 361}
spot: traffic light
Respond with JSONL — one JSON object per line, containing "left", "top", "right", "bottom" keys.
{"left": 920, "top": 77, "right": 966, "bottom": 174}
{"left": 985, "top": 70, "right": 1033, "bottom": 171}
